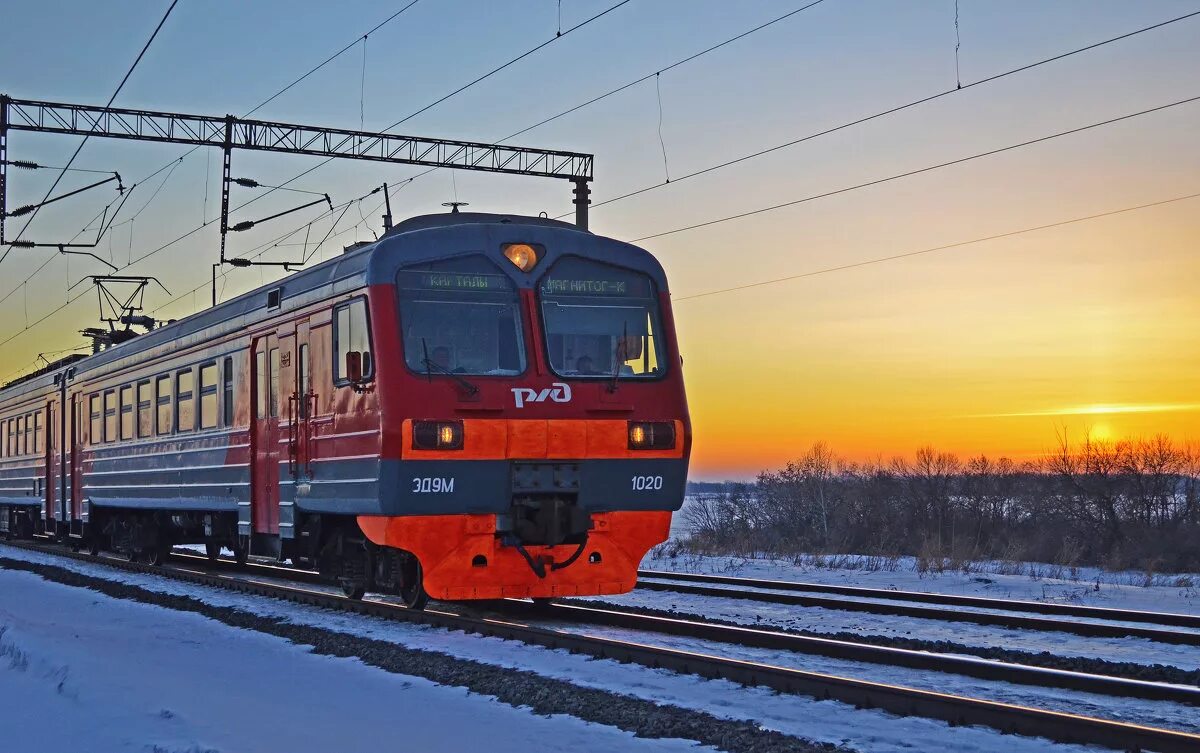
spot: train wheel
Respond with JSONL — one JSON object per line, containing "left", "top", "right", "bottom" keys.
{"left": 398, "top": 558, "right": 428, "bottom": 611}
{"left": 144, "top": 543, "right": 170, "bottom": 567}
{"left": 340, "top": 580, "right": 366, "bottom": 600}
{"left": 231, "top": 537, "right": 249, "bottom": 566}
{"left": 88, "top": 536, "right": 101, "bottom": 556}
{"left": 531, "top": 597, "right": 556, "bottom": 609}
{"left": 205, "top": 543, "right": 222, "bottom": 562}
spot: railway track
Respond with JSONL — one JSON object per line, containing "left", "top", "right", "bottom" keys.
{"left": 3, "top": 540, "right": 1200, "bottom": 752}
{"left": 164, "top": 550, "right": 1200, "bottom": 705}
{"left": 635, "top": 570, "right": 1200, "bottom": 645}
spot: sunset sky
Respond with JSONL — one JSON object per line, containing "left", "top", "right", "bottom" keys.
{"left": 1, "top": 1, "right": 1197, "bottom": 479}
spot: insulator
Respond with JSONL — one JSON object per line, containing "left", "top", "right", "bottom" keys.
{"left": 9, "top": 160, "right": 39, "bottom": 170}
{"left": 10, "top": 240, "right": 35, "bottom": 248}
{"left": 230, "top": 220, "right": 255, "bottom": 232}
{"left": 8, "top": 204, "right": 36, "bottom": 217}
{"left": 227, "top": 258, "right": 253, "bottom": 267}
{"left": 233, "top": 178, "right": 260, "bottom": 188}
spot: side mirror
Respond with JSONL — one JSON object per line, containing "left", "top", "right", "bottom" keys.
{"left": 345, "top": 351, "right": 363, "bottom": 383}
{"left": 616, "top": 335, "right": 643, "bottom": 362}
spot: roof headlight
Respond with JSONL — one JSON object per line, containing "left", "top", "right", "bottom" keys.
{"left": 502, "top": 243, "right": 540, "bottom": 272}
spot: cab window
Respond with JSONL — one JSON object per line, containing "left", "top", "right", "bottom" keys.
{"left": 397, "top": 255, "right": 524, "bottom": 377}
{"left": 539, "top": 257, "right": 664, "bottom": 380}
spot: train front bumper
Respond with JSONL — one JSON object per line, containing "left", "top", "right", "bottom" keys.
{"left": 358, "top": 510, "right": 671, "bottom": 600}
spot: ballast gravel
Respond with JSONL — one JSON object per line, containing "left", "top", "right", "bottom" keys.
{"left": 0, "top": 555, "right": 847, "bottom": 753}
{"left": 569, "top": 598, "right": 1200, "bottom": 687}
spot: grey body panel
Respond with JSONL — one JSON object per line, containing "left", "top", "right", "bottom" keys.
{"left": 84, "top": 433, "right": 247, "bottom": 514}
{"left": 289, "top": 457, "right": 686, "bottom": 517}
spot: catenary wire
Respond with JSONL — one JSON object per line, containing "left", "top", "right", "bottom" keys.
{"left": 559, "top": 8, "right": 1200, "bottom": 218}
{"left": 672, "top": 192, "right": 1200, "bottom": 301}
{"left": 387, "top": 1, "right": 829, "bottom": 191}
{"left": 2, "top": 2, "right": 424, "bottom": 278}
{"left": 1, "top": 0, "right": 180, "bottom": 263}
{"left": 631, "top": 94, "right": 1200, "bottom": 242}
{"left": 211, "top": 0, "right": 637, "bottom": 224}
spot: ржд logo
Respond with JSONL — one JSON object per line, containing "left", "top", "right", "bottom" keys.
{"left": 511, "top": 382, "right": 572, "bottom": 408}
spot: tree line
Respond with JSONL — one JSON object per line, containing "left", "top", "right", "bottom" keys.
{"left": 683, "top": 433, "right": 1200, "bottom": 573}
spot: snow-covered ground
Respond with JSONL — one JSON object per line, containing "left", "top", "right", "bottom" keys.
{"left": 0, "top": 566, "right": 708, "bottom": 753}
{"left": 0, "top": 546, "right": 1113, "bottom": 753}
{"left": 599, "top": 585, "right": 1200, "bottom": 671}
{"left": 641, "top": 546, "right": 1200, "bottom": 616}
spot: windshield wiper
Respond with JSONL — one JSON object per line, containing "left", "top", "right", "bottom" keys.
{"left": 607, "top": 321, "right": 628, "bottom": 394}
{"left": 421, "top": 338, "right": 480, "bottom": 395}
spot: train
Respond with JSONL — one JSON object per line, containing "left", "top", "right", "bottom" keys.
{"left": 0, "top": 210, "right": 691, "bottom": 608}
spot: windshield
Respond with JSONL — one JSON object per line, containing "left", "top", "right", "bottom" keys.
{"left": 539, "top": 257, "right": 664, "bottom": 379}
{"left": 398, "top": 255, "right": 525, "bottom": 376}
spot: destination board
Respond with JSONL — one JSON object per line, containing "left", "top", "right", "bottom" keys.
{"left": 400, "top": 271, "right": 512, "bottom": 292}
{"left": 540, "top": 276, "right": 651, "bottom": 297}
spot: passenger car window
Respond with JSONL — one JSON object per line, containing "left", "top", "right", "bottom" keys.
{"left": 137, "top": 381, "right": 153, "bottom": 438}
{"left": 156, "top": 375, "right": 173, "bottom": 435}
{"left": 223, "top": 357, "right": 234, "bottom": 427}
{"left": 119, "top": 385, "right": 134, "bottom": 440}
{"left": 199, "top": 363, "right": 218, "bottom": 429}
{"left": 177, "top": 369, "right": 195, "bottom": 432}
{"left": 333, "top": 298, "right": 373, "bottom": 383}
{"left": 104, "top": 390, "right": 117, "bottom": 442}
{"left": 90, "top": 394, "right": 101, "bottom": 445}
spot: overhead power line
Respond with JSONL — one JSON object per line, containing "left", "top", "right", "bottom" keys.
{"left": 216, "top": 0, "right": 635, "bottom": 225}
{"left": 632, "top": 94, "right": 1200, "bottom": 242}
{"left": 0, "top": 2, "right": 425, "bottom": 305}
{"left": 570, "top": 9, "right": 1200, "bottom": 217}
{"left": 244, "top": 1, "right": 421, "bottom": 118}
{"left": 1, "top": 0, "right": 180, "bottom": 263}
{"left": 378, "top": 1, "right": 830, "bottom": 196}
{"left": 673, "top": 192, "right": 1200, "bottom": 301}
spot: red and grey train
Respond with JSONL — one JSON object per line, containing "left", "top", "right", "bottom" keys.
{"left": 0, "top": 211, "right": 690, "bottom": 607}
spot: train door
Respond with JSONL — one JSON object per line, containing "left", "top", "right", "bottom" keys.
{"left": 71, "top": 394, "right": 84, "bottom": 528}
{"left": 42, "top": 402, "right": 53, "bottom": 535}
{"left": 66, "top": 393, "right": 77, "bottom": 532}
{"left": 251, "top": 334, "right": 282, "bottom": 538}
{"left": 279, "top": 320, "right": 312, "bottom": 541}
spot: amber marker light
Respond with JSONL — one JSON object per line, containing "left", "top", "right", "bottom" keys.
{"left": 628, "top": 421, "right": 675, "bottom": 450}
{"left": 502, "top": 243, "right": 540, "bottom": 272}
{"left": 413, "top": 420, "right": 464, "bottom": 450}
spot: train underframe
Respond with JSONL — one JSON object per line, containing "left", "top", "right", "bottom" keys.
{"left": 0, "top": 494, "right": 671, "bottom": 612}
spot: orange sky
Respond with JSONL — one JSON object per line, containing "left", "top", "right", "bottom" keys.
{"left": 671, "top": 196, "right": 1199, "bottom": 478}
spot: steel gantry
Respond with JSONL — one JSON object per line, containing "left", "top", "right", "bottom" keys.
{"left": 0, "top": 94, "right": 595, "bottom": 268}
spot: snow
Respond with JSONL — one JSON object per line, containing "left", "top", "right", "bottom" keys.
{"left": 0, "top": 546, "right": 1122, "bottom": 753}
{"left": 529, "top": 619, "right": 1200, "bottom": 734}
{"left": 0, "top": 566, "right": 708, "bottom": 753}
{"left": 641, "top": 547, "right": 1200, "bottom": 616}
{"left": 598, "top": 585, "right": 1200, "bottom": 671}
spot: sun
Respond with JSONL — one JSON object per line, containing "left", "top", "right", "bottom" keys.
{"left": 1088, "top": 423, "right": 1115, "bottom": 442}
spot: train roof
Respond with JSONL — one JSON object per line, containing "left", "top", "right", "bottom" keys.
{"left": 0, "top": 212, "right": 667, "bottom": 401}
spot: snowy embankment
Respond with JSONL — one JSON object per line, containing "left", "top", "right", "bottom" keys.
{"left": 601, "top": 583, "right": 1200, "bottom": 671}
{"left": 624, "top": 547, "right": 1200, "bottom": 670}
{"left": 0, "top": 565, "right": 703, "bottom": 753}
{"left": 1, "top": 545, "right": 1103, "bottom": 753}
{"left": 642, "top": 546, "right": 1200, "bottom": 614}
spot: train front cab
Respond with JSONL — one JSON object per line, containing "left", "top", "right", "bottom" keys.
{"left": 354, "top": 225, "right": 690, "bottom": 602}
